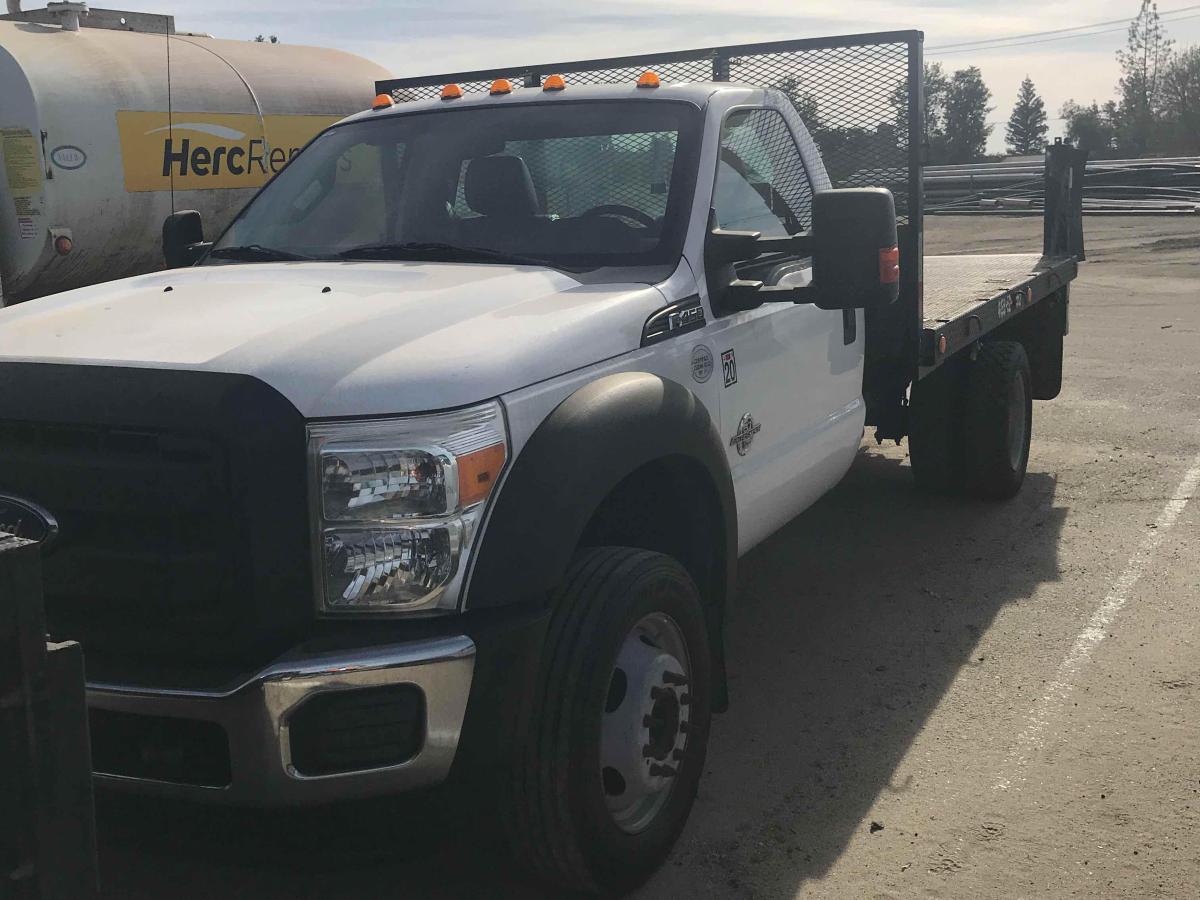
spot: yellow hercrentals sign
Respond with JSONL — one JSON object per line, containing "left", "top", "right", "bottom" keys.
{"left": 116, "top": 111, "right": 341, "bottom": 192}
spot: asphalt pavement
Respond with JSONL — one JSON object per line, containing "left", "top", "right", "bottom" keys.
{"left": 96, "top": 215, "right": 1200, "bottom": 899}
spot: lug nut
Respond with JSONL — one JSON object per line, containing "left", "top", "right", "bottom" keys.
{"left": 649, "top": 764, "right": 677, "bottom": 778}
{"left": 650, "top": 687, "right": 671, "bottom": 701}
{"left": 679, "top": 693, "right": 691, "bottom": 706}
{"left": 662, "top": 671, "right": 689, "bottom": 686}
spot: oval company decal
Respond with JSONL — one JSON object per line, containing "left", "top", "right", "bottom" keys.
{"left": 0, "top": 495, "right": 59, "bottom": 549}
{"left": 50, "top": 145, "right": 87, "bottom": 170}
{"left": 691, "top": 345, "right": 714, "bottom": 383}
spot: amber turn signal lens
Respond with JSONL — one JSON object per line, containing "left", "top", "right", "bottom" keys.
{"left": 457, "top": 443, "right": 506, "bottom": 508}
{"left": 637, "top": 70, "right": 661, "bottom": 88}
{"left": 441, "top": 83, "right": 464, "bottom": 100}
{"left": 542, "top": 74, "right": 566, "bottom": 92}
{"left": 372, "top": 93, "right": 394, "bottom": 111}
{"left": 878, "top": 246, "right": 900, "bottom": 285}
{"left": 489, "top": 78, "right": 513, "bottom": 95}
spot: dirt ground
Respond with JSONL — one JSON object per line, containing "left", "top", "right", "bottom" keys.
{"left": 96, "top": 215, "right": 1200, "bottom": 899}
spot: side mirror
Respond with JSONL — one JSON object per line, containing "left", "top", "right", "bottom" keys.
{"left": 810, "top": 188, "right": 899, "bottom": 311}
{"left": 162, "top": 210, "right": 210, "bottom": 268}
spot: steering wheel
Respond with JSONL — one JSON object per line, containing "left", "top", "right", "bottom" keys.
{"left": 579, "top": 204, "right": 658, "bottom": 230}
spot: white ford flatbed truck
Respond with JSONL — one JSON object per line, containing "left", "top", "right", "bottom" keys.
{"left": 0, "top": 31, "right": 1084, "bottom": 895}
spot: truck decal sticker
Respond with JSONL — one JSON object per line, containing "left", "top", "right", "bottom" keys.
{"left": 115, "top": 111, "right": 341, "bottom": 192}
{"left": 691, "top": 345, "right": 714, "bottom": 383}
{"left": 721, "top": 348, "right": 737, "bottom": 387}
{"left": 729, "top": 413, "right": 761, "bottom": 456}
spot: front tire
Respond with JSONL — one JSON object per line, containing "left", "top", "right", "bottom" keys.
{"left": 502, "top": 548, "right": 712, "bottom": 895}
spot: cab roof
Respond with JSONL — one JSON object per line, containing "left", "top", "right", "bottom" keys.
{"left": 345, "top": 81, "right": 762, "bottom": 125}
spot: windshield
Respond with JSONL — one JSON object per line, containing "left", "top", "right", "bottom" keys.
{"left": 208, "top": 100, "right": 702, "bottom": 272}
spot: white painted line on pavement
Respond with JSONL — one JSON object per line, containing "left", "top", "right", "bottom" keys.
{"left": 994, "top": 451, "right": 1200, "bottom": 792}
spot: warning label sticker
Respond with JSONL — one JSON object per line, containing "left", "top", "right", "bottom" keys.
{"left": 1, "top": 127, "right": 44, "bottom": 194}
{"left": 17, "top": 217, "right": 35, "bottom": 240}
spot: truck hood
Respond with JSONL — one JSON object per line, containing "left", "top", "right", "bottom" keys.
{"left": 0, "top": 262, "right": 670, "bottom": 416}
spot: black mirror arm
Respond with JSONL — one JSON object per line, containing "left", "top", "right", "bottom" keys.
{"left": 755, "top": 232, "right": 812, "bottom": 257}
{"left": 723, "top": 280, "right": 816, "bottom": 310}
{"left": 707, "top": 228, "right": 813, "bottom": 267}
{"left": 707, "top": 228, "right": 763, "bottom": 266}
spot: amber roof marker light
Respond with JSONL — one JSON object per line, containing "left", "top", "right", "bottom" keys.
{"left": 441, "top": 83, "right": 464, "bottom": 100}
{"left": 489, "top": 78, "right": 514, "bottom": 95}
{"left": 372, "top": 93, "right": 395, "bottom": 111}
{"left": 542, "top": 74, "right": 566, "bottom": 92}
{"left": 637, "top": 70, "right": 661, "bottom": 88}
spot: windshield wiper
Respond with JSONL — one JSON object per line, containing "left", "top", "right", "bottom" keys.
{"left": 337, "top": 241, "right": 577, "bottom": 270}
{"left": 208, "top": 244, "right": 314, "bottom": 262}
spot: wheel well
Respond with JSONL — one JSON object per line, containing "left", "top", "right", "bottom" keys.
{"left": 577, "top": 454, "right": 731, "bottom": 711}
{"left": 991, "top": 287, "right": 1067, "bottom": 400}
{"left": 577, "top": 455, "right": 727, "bottom": 612}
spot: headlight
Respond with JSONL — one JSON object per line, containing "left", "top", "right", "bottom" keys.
{"left": 308, "top": 402, "right": 507, "bottom": 614}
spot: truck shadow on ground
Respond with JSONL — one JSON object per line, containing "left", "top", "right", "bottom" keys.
{"left": 96, "top": 445, "right": 1066, "bottom": 899}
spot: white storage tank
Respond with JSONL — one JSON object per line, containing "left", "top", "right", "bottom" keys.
{"left": 0, "top": 2, "right": 388, "bottom": 302}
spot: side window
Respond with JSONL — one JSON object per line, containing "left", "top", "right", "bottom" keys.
{"left": 713, "top": 108, "right": 813, "bottom": 237}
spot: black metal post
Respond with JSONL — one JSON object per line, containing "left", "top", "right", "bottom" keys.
{"left": 0, "top": 535, "right": 98, "bottom": 900}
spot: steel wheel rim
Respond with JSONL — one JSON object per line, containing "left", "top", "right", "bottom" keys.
{"left": 600, "top": 611, "right": 692, "bottom": 835}
{"left": 1007, "top": 374, "right": 1027, "bottom": 470}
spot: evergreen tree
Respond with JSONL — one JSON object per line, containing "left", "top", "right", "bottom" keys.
{"left": 1115, "top": 0, "right": 1173, "bottom": 155}
{"left": 1161, "top": 46, "right": 1200, "bottom": 154}
{"left": 943, "top": 67, "right": 993, "bottom": 163}
{"left": 1005, "top": 76, "right": 1048, "bottom": 155}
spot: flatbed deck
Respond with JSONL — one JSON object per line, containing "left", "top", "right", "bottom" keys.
{"left": 919, "top": 252, "right": 1078, "bottom": 372}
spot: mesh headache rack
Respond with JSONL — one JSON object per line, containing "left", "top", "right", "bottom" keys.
{"left": 376, "top": 30, "right": 926, "bottom": 335}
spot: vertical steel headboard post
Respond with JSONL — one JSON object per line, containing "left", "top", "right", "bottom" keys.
{"left": 905, "top": 32, "right": 925, "bottom": 328}
{"left": 712, "top": 53, "right": 730, "bottom": 82}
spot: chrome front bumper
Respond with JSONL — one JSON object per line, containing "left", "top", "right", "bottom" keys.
{"left": 87, "top": 635, "right": 476, "bottom": 806}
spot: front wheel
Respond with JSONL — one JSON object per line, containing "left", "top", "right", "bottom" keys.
{"left": 502, "top": 547, "right": 712, "bottom": 895}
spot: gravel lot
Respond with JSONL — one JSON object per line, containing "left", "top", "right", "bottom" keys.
{"left": 97, "top": 215, "right": 1200, "bottom": 899}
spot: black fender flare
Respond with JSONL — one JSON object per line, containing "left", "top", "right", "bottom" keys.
{"left": 464, "top": 372, "right": 737, "bottom": 710}
{"left": 467, "top": 371, "right": 735, "bottom": 610}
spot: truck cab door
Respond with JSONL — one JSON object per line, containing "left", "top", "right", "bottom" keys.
{"left": 702, "top": 107, "right": 864, "bottom": 553}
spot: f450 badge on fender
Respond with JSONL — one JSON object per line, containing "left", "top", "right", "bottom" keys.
{"left": 729, "top": 413, "right": 762, "bottom": 456}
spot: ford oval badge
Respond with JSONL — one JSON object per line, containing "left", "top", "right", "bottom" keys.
{"left": 0, "top": 495, "right": 59, "bottom": 549}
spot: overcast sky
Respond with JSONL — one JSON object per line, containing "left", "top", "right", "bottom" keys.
{"left": 100, "top": 0, "right": 1200, "bottom": 153}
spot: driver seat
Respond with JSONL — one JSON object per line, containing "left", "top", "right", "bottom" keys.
{"left": 456, "top": 155, "right": 545, "bottom": 248}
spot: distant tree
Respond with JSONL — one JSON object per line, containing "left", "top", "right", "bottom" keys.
{"left": 942, "top": 67, "right": 993, "bottom": 163}
{"left": 1114, "top": 0, "right": 1173, "bottom": 155}
{"left": 1161, "top": 46, "right": 1200, "bottom": 154}
{"left": 890, "top": 62, "right": 949, "bottom": 151}
{"left": 253, "top": 34, "right": 279, "bottom": 44}
{"left": 1061, "top": 100, "right": 1117, "bottom": 157}
{"left": 771, "top": 76, "right": 824, "bottom": 132}
{"left": 1005, "top": 76, "right": 1049, "bottom": 155}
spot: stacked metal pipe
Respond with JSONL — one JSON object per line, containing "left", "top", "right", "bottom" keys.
{"left": 926, "top": 155, "right": 1200, "bottom": 215}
